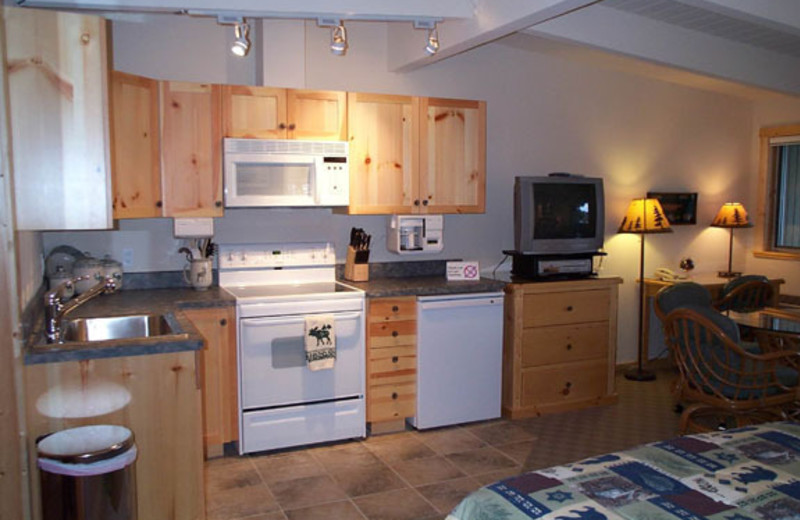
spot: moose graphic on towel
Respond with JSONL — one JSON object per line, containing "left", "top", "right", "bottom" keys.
{"left": 308, "top": 324, "right": 333, "bottom": 346}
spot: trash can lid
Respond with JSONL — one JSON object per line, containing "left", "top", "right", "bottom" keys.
{"left": 37, "top": 425, "right": 134, "bottom": 464}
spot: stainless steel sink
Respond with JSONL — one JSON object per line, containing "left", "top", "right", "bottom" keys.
{"left": 61, "top": 314, "right": 175, "bottom": 342}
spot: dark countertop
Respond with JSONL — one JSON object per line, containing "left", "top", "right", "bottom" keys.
{"left": 25, "top": 287, "right": 235, "bottom": 365}
{"left": 340, "top": 276, "right": 506, "bottom": 298}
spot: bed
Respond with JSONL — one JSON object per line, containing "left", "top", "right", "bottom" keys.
{"left": 448, "top": 422, "right": 800, "bottom": 520}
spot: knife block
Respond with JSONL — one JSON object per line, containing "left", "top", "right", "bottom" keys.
{"left": 344, "top": 246, "right": 369, "bottom": 282}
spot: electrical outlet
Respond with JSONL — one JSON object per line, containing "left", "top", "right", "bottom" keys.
{"left": 122, "top": 248, "right": 134, "bottom": 268}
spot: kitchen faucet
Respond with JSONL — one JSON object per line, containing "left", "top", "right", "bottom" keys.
{"left": 44, "top": 275, "right": 118, "bottom": 344}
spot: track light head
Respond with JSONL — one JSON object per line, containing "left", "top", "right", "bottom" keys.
{"left": 330, "top": 23, "right": 347, "bottom": 56}
{"left": 425, "top": 26, "right": 439, "bottom": 56}
{"left": 231, "top": 21, "right": 250, "bottom": 57}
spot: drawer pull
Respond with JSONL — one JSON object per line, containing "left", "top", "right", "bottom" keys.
{"left": 391, "top": 392, "right": 398, "bottom": 400}
{"left": 392, "top": 356, "right": 399, "bottom": 363}
{"left": 392, "top": 305, "right": 399, "bottom": 312}
{"left": 392, "top": 330, "right": 399, "bottom": 337}
{"left": 566, "top": 343, "right": 572, "bottom": 350}
{"left": 566, "top": 305, "right": 574, "bottom": 312}
{"left": 562, "top": 382, "right": 572, "bottom": 396}
{"left": 220, "top": 318, "right": 227, "bottom": 326}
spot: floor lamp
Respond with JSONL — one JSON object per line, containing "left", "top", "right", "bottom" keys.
{"left": 618, "top": 198, "right": 672, "bottom": 382}
{"left": 711, "top": 202, "right": 751, "bottom": 278}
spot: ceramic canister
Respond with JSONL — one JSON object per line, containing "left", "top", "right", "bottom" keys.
{"left": 73, "top": 256, "right": 104, "bottom": 294}
{"left": 101, "top": 256, "right": 123, "bottom": 290}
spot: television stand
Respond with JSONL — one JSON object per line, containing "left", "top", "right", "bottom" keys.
{"left": 503, "top": 251, "right": 606, "bottom": 280}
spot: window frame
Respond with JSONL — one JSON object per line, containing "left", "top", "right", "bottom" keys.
{"left": 755, "top": 124, "right": 800, "bottom": 261}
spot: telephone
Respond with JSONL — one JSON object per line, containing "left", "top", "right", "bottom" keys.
{"left": 654, "top": 268, "right": 686, "bottom": 282}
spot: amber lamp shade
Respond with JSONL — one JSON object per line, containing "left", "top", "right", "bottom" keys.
{"left": 711, "top": 202, "right": 751, "bottom": 278}
{"left": 618, "top": 198, "right": 673, "bottom": 382}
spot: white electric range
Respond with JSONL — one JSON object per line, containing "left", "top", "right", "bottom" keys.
{"left": 218, "top": 243, "right": 366, "bottom": 454}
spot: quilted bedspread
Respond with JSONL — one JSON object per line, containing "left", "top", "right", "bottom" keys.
{"left": 448, "top": 422, "right": 800, "bottom": 520}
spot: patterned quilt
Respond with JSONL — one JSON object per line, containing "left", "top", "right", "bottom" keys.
{"left": 448, "top": 422, "right": 800, "bottom": 520}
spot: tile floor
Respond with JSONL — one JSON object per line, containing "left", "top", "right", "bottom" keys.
{"left": 205, "top": 366, "right": 681, "bottom": 520}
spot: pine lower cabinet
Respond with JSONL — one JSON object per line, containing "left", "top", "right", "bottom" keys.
{"left": 366, "top": 297, "right": 417, "bottom": 434}
{"left": 24, "top": 351, "right": 205, "bottom": 520}
{"left": 184, "top": 307, "right": 238, "bottom": 458}
{"left": 502, "top": 278, "right": 622, "bottom": 418}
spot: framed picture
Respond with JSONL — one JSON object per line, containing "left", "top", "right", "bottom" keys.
{"left": 647, "top": 192, "right": 698, "bottom": 225}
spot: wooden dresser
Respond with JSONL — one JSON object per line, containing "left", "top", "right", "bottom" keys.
{"left": 502, "top": 277, "right": 622, "bottom": 419}
{"left": 366, "top": 296, "right": 417, "bottom": 434}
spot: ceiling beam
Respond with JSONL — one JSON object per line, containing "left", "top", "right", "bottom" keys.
{"left": 386, "top": 0, "right": 600, "bottom": 73}
{"left": 526, "top": 3, "right": 800, "bottom": 96}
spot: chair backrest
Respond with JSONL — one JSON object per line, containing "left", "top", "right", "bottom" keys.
{"left": 715, "top": 275, "right": 773, "bottom": 312}
{"left": 662, "top": 304, "right": 795, "bottom": 404}
{"left": 654, "top": 282, "right": 713, "bottom": 323}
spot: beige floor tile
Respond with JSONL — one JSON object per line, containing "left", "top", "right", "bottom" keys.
{"left": 353, "top": 488, "right": 437, "bottom": 520}
{"left": 466, "top": 421, "right": 537, "bottom": 446}
{"left": 252, "top": 451, "right": 327, "bottom": 485}
{"left": 445, "top": 446, "right": 518, "bottom": 475}
{"left": 494, "top": 439, "right": 538, "bottom": 464}
{"left": 416, "top": 428, "right": 486, "bottom": 456}
{"left": 205, "top": 456, "right": 262, "bottom": 492}
{"left": 205, "top": 481, "right": 280, "bottom": 520}
{"left": 364, "top": 433, "right": 437, "bottom": 463}
{"left": 471, "top": 466, "right": 525, "bottom": 486}
{"left": 389, "top": 455, "right": 465, "bottom": 486}
{"left": 329, "top": 462, "right": 408, "bottom": 498}
{"left": 268, "top": 474, "right": 348, "bottom": 510}
{"left": 285, "top": 500, "right": 366, "bottom": 520}
{"left": 415, "top": 476, "right": 484, "bottom": 514}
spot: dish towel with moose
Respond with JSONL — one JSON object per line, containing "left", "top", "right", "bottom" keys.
{"left": 305, "top": 314, "right": 336, "bottom": 371}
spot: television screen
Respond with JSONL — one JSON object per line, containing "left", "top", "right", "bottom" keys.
{"left": 533, "top": 184, "right": 597, "bottom": 239}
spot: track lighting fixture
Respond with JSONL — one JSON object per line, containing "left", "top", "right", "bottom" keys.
{"left": 425, "top": 25, "right": 439, "bottom": 56}
{"left": 330, "top": 22, "right": 347, "bottom": 56}
{"left": 231, "top": 21, "right": 250, "bottom": 57}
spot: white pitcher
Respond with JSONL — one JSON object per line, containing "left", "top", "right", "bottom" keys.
{"left": 184, "top": 258, "right": 212, "bottom": 291}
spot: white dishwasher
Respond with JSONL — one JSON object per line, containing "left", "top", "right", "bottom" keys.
{"left": 411, "top": 292, "right": 504, "bottom": 429}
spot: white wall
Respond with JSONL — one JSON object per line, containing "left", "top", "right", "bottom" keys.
{"left": 44, "top": 17, "right": 767, "bottom": 364}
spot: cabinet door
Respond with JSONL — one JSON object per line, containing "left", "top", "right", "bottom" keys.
{"left": 419, "top": 98, "right": 486, "bottom": 214}
{"left": 110, "top": 71, "right": 161, "bottom": 219}
{"left": 24, "top": 352, "right": 204, "bottom": 520}
{"left": 161, "top": 81, "right": 223, "bottom": 217}
{"left": 221, "top": 85, "right": 287, "bottom": 139}
{"left": 287, "top": 89, "right": 347, "bottom": 141}
{"left": 344, "top": 93, "right": 418, "bottom": 214}
{"left": 5, "top": 7, "right": 112, "bottom": 230}
{"left": 184, "top": 307, "right": 238, "bottom": 458}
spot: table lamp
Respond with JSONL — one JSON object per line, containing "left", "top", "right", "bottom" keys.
{"left": 618, "top": 198, "right": 672, "bottom": 381}
{"left": 711, "top": 202, "right": 751, "bottom": 278}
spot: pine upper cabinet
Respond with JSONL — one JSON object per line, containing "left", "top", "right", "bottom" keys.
{"left": 419, "top": 98, "right": 486, "bottom": 214}
{"left": 5, "top": 7, "right": 112, "bottom": 230}
{"left": 110, "top": 71, "right": 161, "bottom": 218}
{"left": 161, "top": 81, "right": 223, "bottom": 217}
{"left": 222, "top": 85, "right": 346, "bottom": 141}
{"left": 343, "top": 94, "right": 486, "bottom": 215}
{"left": 344, "top": 93, "right": 419, "bottom": 214}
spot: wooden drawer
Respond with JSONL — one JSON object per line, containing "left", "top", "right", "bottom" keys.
{"left": 368, "top": 346, "right": 416, "bottom": 386}
{"left": 368, "top": 320, "right": 416, "bottom": 348}
{"left": 522, "top": 322, "right": 608, "bottom": 368}
{"left": 520, "top": 359, "right": 607, "bottom": 407}
{"left": 522, "top": 289, "right": 610, "bottom": 327}
{"left": 367, "top": 382, "right": 415, "bottom": 422}
{"left": 368, "top": 297, "right": 416, "bottom": 323}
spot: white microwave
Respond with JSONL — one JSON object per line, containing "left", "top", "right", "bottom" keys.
{"left": 223, "top": 138, "right": 349, "bottom": 207}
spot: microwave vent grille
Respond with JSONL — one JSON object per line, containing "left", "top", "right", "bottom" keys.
{"left": 225, "top": 138, "right": 347, "bottom": 156}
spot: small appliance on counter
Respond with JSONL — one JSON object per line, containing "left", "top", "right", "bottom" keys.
{"left": 387, "top": 215, "right": 444, "bottom": 254}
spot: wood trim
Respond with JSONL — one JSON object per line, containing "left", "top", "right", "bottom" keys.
{"left": 753, "top": 250, "right": 800, "bottom": 261}
{"left": 759, "top": 124, "right": 800, "bottom": 138}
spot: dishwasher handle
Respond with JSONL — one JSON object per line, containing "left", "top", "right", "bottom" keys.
{"left": 417, "top": 294, "right": 503, "bottom": 311}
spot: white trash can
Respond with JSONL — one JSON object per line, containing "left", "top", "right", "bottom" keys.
{"left": 37, "top": 425, "right": 137, "bottom": 520}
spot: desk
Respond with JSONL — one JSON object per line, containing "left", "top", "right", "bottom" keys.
{"left": 726, "top": 308, "right": 800, "bottom": 335}
{"left": 642, "top": 276, "right": 785, "bottom": 361}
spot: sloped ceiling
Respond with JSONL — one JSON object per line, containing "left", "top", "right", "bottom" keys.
{"left": 12, "top": 0, "right": 800, "bottom": 96}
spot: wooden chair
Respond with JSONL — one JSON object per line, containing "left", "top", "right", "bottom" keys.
{"left": 714, "top": 275, "right": 774, "bottom": 312}
{"left": 662, "top": 304, "right": 800, "bottom": 434}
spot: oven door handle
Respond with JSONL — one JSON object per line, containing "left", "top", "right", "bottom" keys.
{"left": 240, "top": 311, "right": 362, "bottom": 327}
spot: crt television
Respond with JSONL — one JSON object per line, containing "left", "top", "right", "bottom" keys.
{"left": 514, "top": 174, "right": 605, "bottom": 255}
